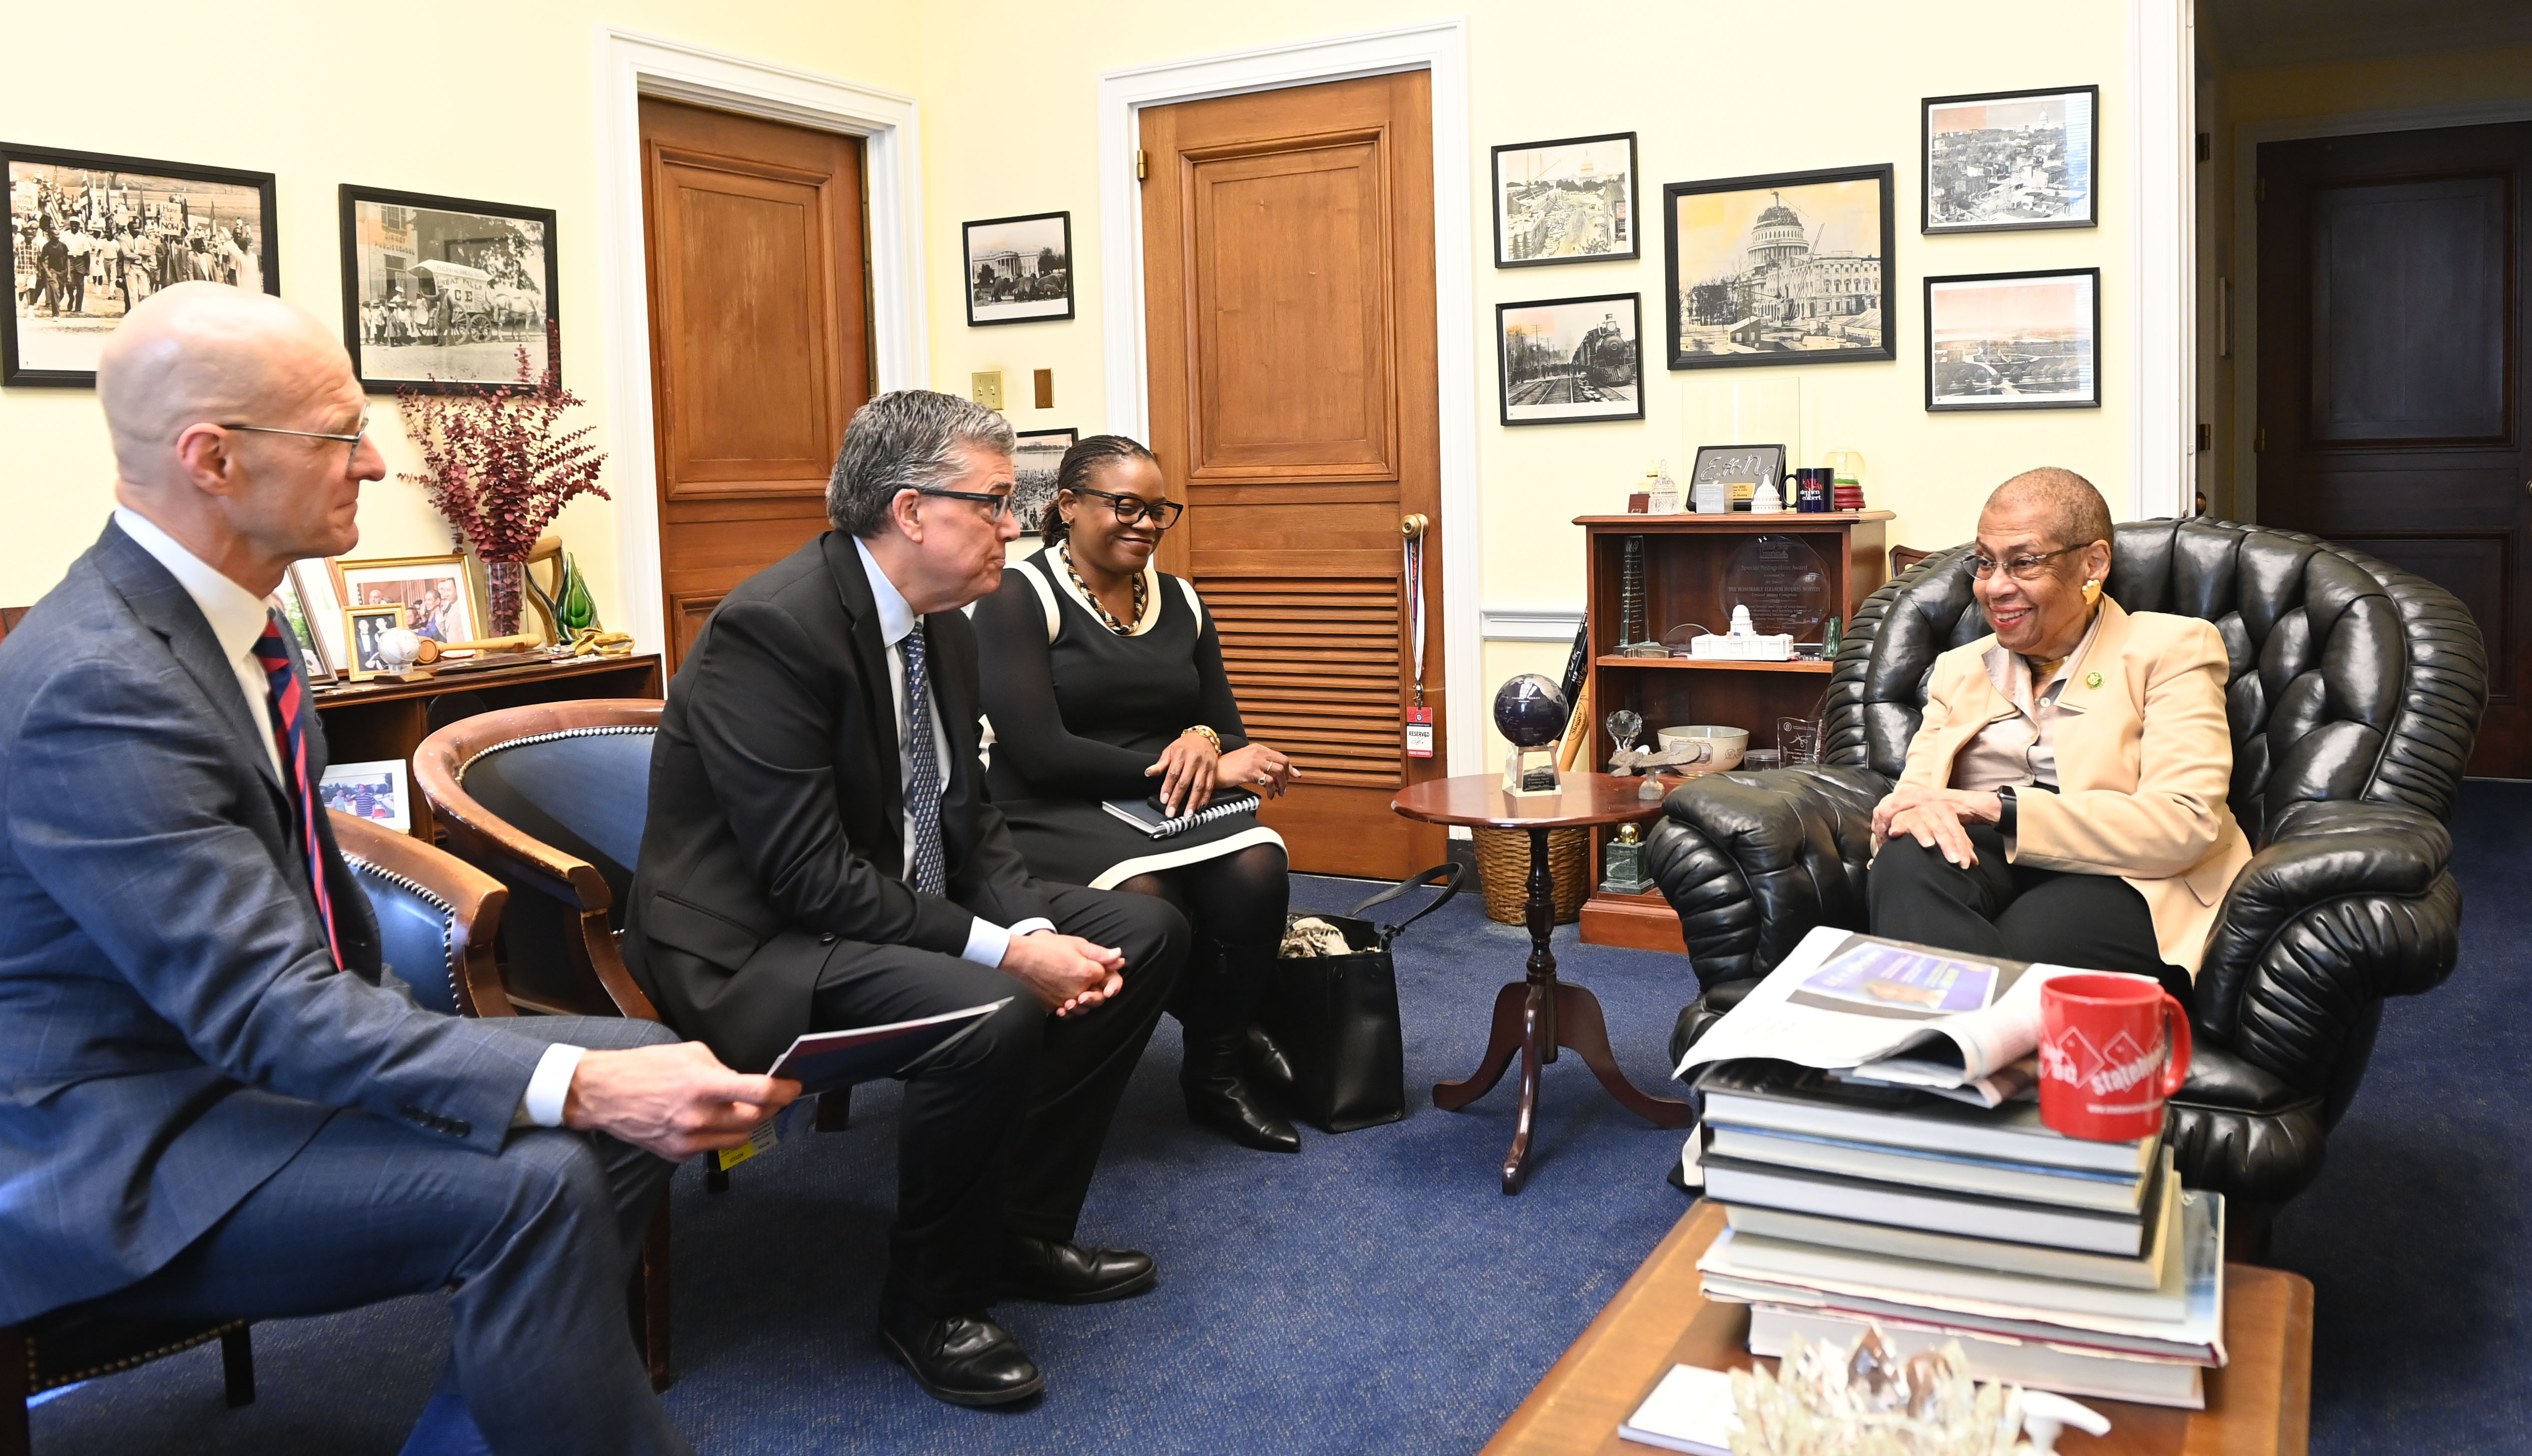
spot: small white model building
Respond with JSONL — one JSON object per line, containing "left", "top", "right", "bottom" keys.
{"left": 1690, "top": 603, "right": 1794, "bottom": 660}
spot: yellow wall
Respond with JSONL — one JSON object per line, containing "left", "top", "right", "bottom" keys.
{"left": 7, "top": 1, "right": 2147, "bottom": 768}
{"left": 0, "top": 3, "right": 923, "bottom": 613}
{"left": 912, "top": 2, "right": 2143, "bottom": 760}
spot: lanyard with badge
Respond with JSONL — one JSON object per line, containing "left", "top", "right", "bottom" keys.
{"left": 1402, "top": 514, "right": 1433, "bottom": 758}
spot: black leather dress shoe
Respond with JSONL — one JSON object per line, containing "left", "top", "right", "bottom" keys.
{"left": 1000, "top": 1234, "right": 1158, "bottom": 1304}
{"left": 877, "top": 1309, "right": 1044, "bottom": 1406}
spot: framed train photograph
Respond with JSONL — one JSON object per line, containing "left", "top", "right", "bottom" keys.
{"left": 1496, "top": 292, "right": 1643, "bottom": 426}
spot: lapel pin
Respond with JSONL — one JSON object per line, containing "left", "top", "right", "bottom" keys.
{"left": 2084, "top": 670, "right": 2103, "bottom": 689}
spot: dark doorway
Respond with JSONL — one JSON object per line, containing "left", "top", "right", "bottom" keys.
{"left": 2257, "top": 121, "right": 2530, "bottom": 776}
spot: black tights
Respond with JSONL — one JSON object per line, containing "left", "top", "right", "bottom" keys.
{"left": 1117, "top": 843, "right": 1290, "bottom": 1031}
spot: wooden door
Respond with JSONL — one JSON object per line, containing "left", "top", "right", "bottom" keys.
{"left": 1139, "top": 73, "right": 1446, "bottom": 879}
{"left": 2257, "top": 122, "right": 2531, "bottom": 776}
{"left": 640, "top": 99, "right": 871, "bottom": 671}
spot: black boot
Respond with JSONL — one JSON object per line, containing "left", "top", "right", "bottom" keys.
{"left": 1244, "top": 1023, "right": 1297, "bottom": 1097}
{"left": 1180, "top": 943, "right": 1300, "bottom": 1153}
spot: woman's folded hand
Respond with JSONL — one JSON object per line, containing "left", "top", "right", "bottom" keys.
{"left": 1219, "top": 744, "right": 1300, "bottom": 799}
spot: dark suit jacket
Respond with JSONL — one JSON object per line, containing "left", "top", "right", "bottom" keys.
{"left": 0, "top": 521, "right": 545, "bottom": 1324}
{"left": 624, "top": 532, "right": 1052, "bottom": 1073}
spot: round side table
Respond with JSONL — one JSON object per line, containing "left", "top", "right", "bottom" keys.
{"left": 1391, "top": 772, "right": 1695, "bottom": 1194}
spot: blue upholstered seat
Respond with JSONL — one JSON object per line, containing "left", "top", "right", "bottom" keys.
{"left": 456, "top": 727, "right": 656, "bottom": 928}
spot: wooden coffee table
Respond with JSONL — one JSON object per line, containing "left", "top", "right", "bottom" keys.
{"left": 1480, "top": 1201, "right": 2314, "bottom": 1455}
{"left": 1391, "top": 772, "right": 1696, "bottom": 1194}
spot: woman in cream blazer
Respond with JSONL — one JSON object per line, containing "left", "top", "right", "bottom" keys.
{"left": 1868, "top": 470, "right": 2252, "bottom": 1002}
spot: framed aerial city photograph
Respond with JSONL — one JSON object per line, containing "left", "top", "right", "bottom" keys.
{"left": 1011, "top": 427, "right": 1075, "bottom": 536}
{"left": 1491, "top": 133, "right": 1638, "bottom": 267}
{"left": 1923, "top": 268, "right": 2101, "bottom": 411}
{"left": 338, "top": 186, "right": 558, "bottom": 393}
{"left": 964, "top": 211, "right": 1072, "bottom": 325}
{"left": 1496, "top": 293, "right": 1643, "bottom": 426}
{"left": 3, "top": 143, "right": 277, "bottom": 386}
{"left": 1922, "top": 86, "right": 2098, "bottom": 234}
{"left": 1664, "top": 164, "right": 1895, "bottom": 370}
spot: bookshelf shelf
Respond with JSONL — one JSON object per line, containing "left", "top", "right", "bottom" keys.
{"left": 1594, "top": 655, "right": 1836, "bottom": 674}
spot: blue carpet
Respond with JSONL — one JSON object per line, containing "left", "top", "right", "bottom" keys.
{"left": 30, "top": 791, "right": 2531, "bottom": 1453}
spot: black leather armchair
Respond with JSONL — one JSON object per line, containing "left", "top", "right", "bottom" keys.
{"left": 1648, "top": 519, "right": 2486, "bottom": 1248}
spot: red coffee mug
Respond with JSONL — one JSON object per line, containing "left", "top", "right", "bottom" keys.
{"left": 2037, "top": 972, "right": 2192, "bottom": 1142}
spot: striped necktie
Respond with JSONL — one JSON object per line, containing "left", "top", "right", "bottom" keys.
{"left": 251, "top": 612, "right": 342, "bottom": 969}
{"left": 900, "top": 621, "right": 947, "bottom": 897}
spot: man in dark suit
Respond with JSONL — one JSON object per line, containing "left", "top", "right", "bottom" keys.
{"left": 626, "top": 389, "right": 1187, "bottom": 1408}
{"left": 0, "top": 283, "right": 795, "bottom": 1455}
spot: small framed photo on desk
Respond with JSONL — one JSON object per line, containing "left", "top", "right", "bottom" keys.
{"left": 344, "top": 604, "right": 405, "bottom": 681}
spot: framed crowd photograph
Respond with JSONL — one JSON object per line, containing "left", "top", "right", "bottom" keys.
{"left": 334, "top": 553, "right": 484, "bottom": 644}
{"left": 3, "top": 143, "right": 277, "bottom": 386}
{"left": 338, "top": 186, "right": 558, "bottom": 393}
{"left": 318, "top": 759, "right": 411, "bottom": 834}
{"left": 963, "top": 212, "right": 1072, "bottom": 325}
{"left": 1664, "top": 164, "right": 1895, "bottom": 370}
{"left": 1496, "top": 293, "right": 1643, "bottom": 426}
{"left": 343, "top": 604, "right": 406, "bottom": 681}
{"left": 1011, "top": 427, "right": 1075, "bottom": 536}
{"left": 1924, "top": 268, "right": 2101, "bottom": 412}
{"left": 1491, "top": 133, "right": 1639, "bottom": 267}
{"left": 1923, "top": 86, "right": 2098, "bottom": 234}
{"left": 269, "top": 570, "right": 336, "bottom": 685}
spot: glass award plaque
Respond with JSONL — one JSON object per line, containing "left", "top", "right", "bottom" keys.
{"left": 1721, "top": 535, "right": 1832, "bottom": 644}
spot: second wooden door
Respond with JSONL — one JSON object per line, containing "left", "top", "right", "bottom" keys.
{"left": 1139, "top": 72, "right": 1446, "bottom": 880}
{"left": 640, "top": 99, "right": 872, "bottom": 672}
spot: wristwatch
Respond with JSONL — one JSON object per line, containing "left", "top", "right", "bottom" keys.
{"left": 1995, "top": 785, "right": 2018, "bottom": 837}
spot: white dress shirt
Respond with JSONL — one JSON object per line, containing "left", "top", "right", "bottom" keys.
{"left": 114, "top": 508, "right": 581, "bottom": 1127}
{"left": 852, "top": 537, "right": 1051, "bottom": 965}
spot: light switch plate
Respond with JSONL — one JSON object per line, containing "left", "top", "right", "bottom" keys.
{"left": 970, "top": 371, "right": 1004, "bottom": 410}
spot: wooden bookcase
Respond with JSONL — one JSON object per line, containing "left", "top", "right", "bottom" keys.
{"left": 1572, "top": 512, "right": 1892, "bottom": 953}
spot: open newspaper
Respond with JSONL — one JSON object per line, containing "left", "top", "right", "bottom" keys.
{"left": 1675, "top": 927, "right": 2145, "bottom": 1107}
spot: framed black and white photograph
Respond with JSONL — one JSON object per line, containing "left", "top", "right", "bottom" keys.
{"left": 1924, "top": 268, "right": 2101, "bottom": 411}
{"left": 964, "top": 212, "right": 1072, "bottom": 326}
{"left": 1011, "top": 427, "right": 1075, "bottom": 535}
{"left": 319, "top": 759, "right": 410, "bottom": 834}
{"left": 1496, "top": 293, "right": 1642, "bottom": 426}
{"left": 1664, "top": 165, "right": 1895, "bottom": 370}
{"left": 1923, "top": 87, "right": 2098, "bottom": 234}
{"left": 339, "top": 186, "right": 557, "bottom": 393}
{"left": 3, "top": 144, "right": 277, "bottom": 386}
{"left": 344, "top": 604, "right": 406, "bottom": 681}
{"left": 1492, "top": 133, "right": 1638, "bottom": 267}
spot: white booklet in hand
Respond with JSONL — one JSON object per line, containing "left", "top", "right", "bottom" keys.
{"left": 765, "top": 998, "right": 1012, "bottom": 1095}
{"left": 1675, "top": 928, "right": 2147, "bottom": 1107}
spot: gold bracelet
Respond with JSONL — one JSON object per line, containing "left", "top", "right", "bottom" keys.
{"left": 1183, "top": 725, "right": 1222, "bottom": 753}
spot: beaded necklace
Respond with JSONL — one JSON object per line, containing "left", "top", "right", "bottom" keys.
{"left": 1060, "top": 541, "right": 1146, "bottom": 635}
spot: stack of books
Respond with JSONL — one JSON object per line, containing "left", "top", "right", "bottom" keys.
{"left": 1690, "top": 1061, "right": 2226, "bottom": 1409}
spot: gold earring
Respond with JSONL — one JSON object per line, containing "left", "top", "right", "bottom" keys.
{"left": 2082, "top": 578, "right": 2102, "bottom": 606}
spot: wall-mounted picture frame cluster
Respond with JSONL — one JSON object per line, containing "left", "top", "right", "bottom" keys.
{"left": 339, "top": 186, "right": 559, "bottom": 393}
{"left": 964, "top": 211, "right": 1073, "bottom": 326}
{"left": 2, "top": 143, "right": 279, "bottom": 386}
{"left": 1495, "top": 293, "right": 1642, "bottom": 426}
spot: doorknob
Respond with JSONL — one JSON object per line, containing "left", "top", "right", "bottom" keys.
{"left": 1400, "top": 513, "right": 1429, "bottom": 540}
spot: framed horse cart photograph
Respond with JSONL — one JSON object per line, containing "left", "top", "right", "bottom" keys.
{"left": 336, "top": 185, "right": 559, "bottom": 393}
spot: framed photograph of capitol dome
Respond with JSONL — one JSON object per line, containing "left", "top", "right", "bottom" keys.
{"left": 1662, "top": 164, "right": 1895, "bottom": 371}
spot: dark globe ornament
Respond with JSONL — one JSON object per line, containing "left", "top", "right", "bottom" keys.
{"left": 1492, "top": 673, "right": 1571, "bottom": 749}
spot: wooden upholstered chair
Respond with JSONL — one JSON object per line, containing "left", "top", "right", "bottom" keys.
{"left": 1888, "top": 544, "right": 1937, "bottom": 577}
{"left": 3, "top": 818, "right": 550, "bottom": 1451}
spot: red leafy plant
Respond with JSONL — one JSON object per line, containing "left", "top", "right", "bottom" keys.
{"left": 397, "top": 333, "right": 607, "bottom": 632}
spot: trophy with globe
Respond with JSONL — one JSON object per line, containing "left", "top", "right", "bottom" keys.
{"left": 1494, "top": 673, "right": 1570, "bottom": 800}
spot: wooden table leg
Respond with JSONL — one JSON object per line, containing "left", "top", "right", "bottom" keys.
{"left": 1552, "top": 981, "right": 1695, "bottom": 1129}
{"left": 1435, "top": 981, "right": 1528, "bottom": 1111}
{"left": 1504, "top": 984, "right": 1548, "bottom": 1194}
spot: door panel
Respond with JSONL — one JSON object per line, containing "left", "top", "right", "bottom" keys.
{"left": 640, "top": 99, "right": 870, "bottom": 673}
{"left": 2258, "top": 122, "right": 2529, "bottom": 776}
{"left": 1142, "top": 73, "right": 1444, "bottom": 878}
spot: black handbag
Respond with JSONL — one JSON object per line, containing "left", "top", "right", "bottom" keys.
{"left": 1259, "top": 863, "right": 1465, "bottom": 1133}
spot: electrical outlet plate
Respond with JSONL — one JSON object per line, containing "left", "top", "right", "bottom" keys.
{"left": 971, "top": 371, "right": 1004, "bottom": 410}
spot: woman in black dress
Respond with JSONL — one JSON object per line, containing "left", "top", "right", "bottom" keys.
{"left": 973, "top": 436, "right": 1305, "bottom": 1153}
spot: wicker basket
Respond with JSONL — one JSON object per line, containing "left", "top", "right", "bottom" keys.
{"left": 1471, "top": 826, "right": 1591, "bottom": 926}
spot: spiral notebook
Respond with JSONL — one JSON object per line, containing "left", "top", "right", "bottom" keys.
{"left": 1100, "top": 789, "right": 1262, "bottom": 840}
